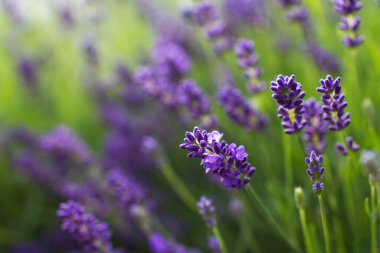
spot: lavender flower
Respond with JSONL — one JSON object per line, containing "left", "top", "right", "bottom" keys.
{"left": 307, "top": 42, "right": 341, "bottom": 74}
{"left": 317, "top": 75, "right": 350, "bottom": 131}
{"left": 182, "top": 2, "right": 233, "bottom": 55}
{"left": 218, "top": 86, "right": 267, "bottom": 131}
{"left": 208, "top": 236, "right": 221, "bottom": 253}
{"left": 335, "top": 143, "right": 348, "bottom": 156}
{"left": 82, "top": 38, "right": 98, "bottom": 66}
{"left": 234, "top": 39, "right": 265, "bottom": 93}
{"left": 346, "top": 136, "right": 360, "bottom": 151}
{"left": 303, "top": 99, "right": 327, "bottom": 154}
{"left": 180, "top": 127, "right": 256, "bottom": 189}
{"left": 224, "top": 0, "right": 268, "bottom": 28}
{"left": 57, "top": 201, "right": 117, "bottom": 253}
{"left": 197, "top": 196, "right": 217, "bottom": 227}
{"left": 177, "top": 80, "right": 211, "bottom": 119}
{"left": 305, "top": 151, "right": 325, "bottom": 193}
{"left": 149, "top": 233, "right": 199, "bottom": 253}
{"left": 360, "top": 151, "right": 380, "bottom": 181}
{"left": 334, "top": 0, "right": 363, "bottom": 47}
{"left": 270, "top": 75, "right": 306, "bottom": 134}
{"left": 278, "top": 0, "right": 301, "bottom": 7}
{"left": 17, "top": 57, "right": 38, "bottom": 89}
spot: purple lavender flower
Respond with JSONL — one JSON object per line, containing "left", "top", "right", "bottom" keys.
{"left": 234, "top": 39, "right": 265, "bottom": 93}
{"left": 197, "top": 196, "right": 217, "bottom": 227}
{"left": 305, "top": 151, "right": 325, "bottom": 193}
{"left": 82, "top": 38, "right": 98, "bottom": 66}
{"left": 57, "top": 201, "right": 117, "bottom": 253}
{"left": 224, "top": 0, "right": 268, "bottom": 28}
{"left": 177, "top": 79, "right": 211, "bottom": 119}
{"left": 182, "top": 2, "right": 216, "bottom": 26}
{"left": 317, "top": 75, "right": 350, "bottom": 131}
{"left": 40, "top": 126, "right": 93, "bottom": 165}
{"left": 303, "top": 99, "right": 327, "bottom": 154}
{"left": 278, "top": 0, "right": 301, "bottom": 7}
{"left": 334, "top": 0, "right": 363, "bottom": 48}
{"left": 346, "top": 136, "right": 360, "bottom": 152}
{"left": 218, "top": 86, "right": 267, "bottom": 131}
{"left": 208, "top": 236, "right": 221, "bottom": 253}
{"left": 180, "top": 127, "right": 256, "bottom": 189}
{"left": 17, "top": 57, "right": 38, "bottom": 89}
{"left": 306, "top": 42, "right": 341, "bottom": 74}
{"left": 149, "top": 233, "right": 199, "bottom": 253}
{"left": 287, "top": 7, "right": 308, "bottom": 23}
{"left": 270, "top": 75, "right": 306, "bottom": 134}
{"left": 335, "top": 143, "right": 348, "bottom": 156}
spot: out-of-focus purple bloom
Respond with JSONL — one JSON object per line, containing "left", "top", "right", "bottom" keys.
{"left": 303, "top": 99, "right": 327, "bottom": 154}
{"left": 149, "top": 233, "right": 199, "bottom": 253}
{"left": 234, "top": 39, "right": 265, "bottom": 93}
{"left": 224, "top": 0, "right": 268, "bottom": 28}
{"left": 346, "top": 136, "right": 360, "bottom": 152}
{"left": 40, "top": 126, "right": 93, "bottom": 165}
{"left": 208, "top": 236, "right": 221, "bottom": 253}
{"left": 317, "top": 75, "right": 350, "bottom": 131}
{"left": 271, "top": 75, "right": 306, "bottom": 134}
{"left": 229, "top": 199, "right": 243, "bottom": 217}
{"left": 57, "top": 201, "right": 118, "bottom": 253}
{"left": 197, "top": 196, "right": 217, "bottom": 227}
{"left": 287, "top": 7, "right": 308, "bottom": 23}
{"left": 180, "top": 127, "right": 256, "bottom": 189}
{"left": 218, "top": 86, "right": 267, "bottom": 131}
{"left": 82, "top": 38, "right": 98, "bottom": 66}
{"left": 360, "top": 151, "right": 380, "bottom": 180}
{"left": 115, "top": 62, "right": 145, "bottom": 105}
{"left": 17, "top": 57, "right": 38, "bottom": 89}
{"left": 307, "top": 43, "right": 341, "bottom": 74}
{"left": 334, "top": 0, "right": 363, "bottom": 48}
{"left": 2, "top": 0, "right": 23, "bottom": 24}
{"left": 57, "top": 5, "right": 75, "bottom": 28}
{"left": 335, "top": 143, "right": 348, "bottom": 156}
{"left": 305, "top": 151, "right": 325, "bottom": 193}
{"left": 278, "top": 0, "right": 300, "bottom": 7}
{"left": 182, "top": 2, "right": 233, "bottom": 55}
{"left": 177, "top": 79, "right": 211, "bottom": 119}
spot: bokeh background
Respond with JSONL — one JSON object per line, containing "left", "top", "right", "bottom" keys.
{"left": 0, "top": 0, "right": 379, "bottom": 252}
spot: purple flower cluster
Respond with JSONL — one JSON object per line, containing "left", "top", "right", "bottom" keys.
{"left": 334, "top": 0, "right": 363, "bottom": 47}
{"left": 208, "top": 236, "right": 221, "bottom": 253}
{"left": 177, "top": 80, "right": 211, "bottom": 119}
{"left": 335, "top": 136, "right": 360, "bottom": 156}
{"left": 224, "top": 0, "right": 268, "bottom": 28}
{"left": 197, "top": 196, "right": 217, "bottom": 227}
{"left": 307, "top": 42, "right": 341, "bottom": 74}
{"left": 149, "top": 233, "right": 199, "bottom": 253}
{"left": 305, "top": 151, "right": 325, "bottom": 193}
{"left": 234, "top": 39, "right": 265, "bottom": 93}
{"left": 182, "top": 2, "right": 233, "bottom": 55}
{"left": 82, "top": 38, "right": 99, "bottom": 66}
{"left": 270, "top": 75, "right": 306, "bottom": 134}
{"left": 317, "top": 75, "right": 350, "bottom": 131}
{"left": 303, "top": 99, "right": 327, "bottom": 154}
{"left": 218, "top": 86, "right": 267, "bottom": 131}
{"left": 17, "top": 57, "right": 38, "bottom": 89}
{"left": 180, "top": 127, "right": 256, "bottom": 189}
{"left": 57, "top": 201, "right": 118, "bottom": 253}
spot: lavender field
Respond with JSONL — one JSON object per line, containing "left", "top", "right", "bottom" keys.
{"left": 0, "top": 0, "right": 379, "bottom": 252}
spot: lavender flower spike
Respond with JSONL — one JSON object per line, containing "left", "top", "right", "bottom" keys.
{"left": 198, "top": 196, "right": 217, "bottom": 227}
{"left": 305, "top": 151, "right": 325, "bottom": 193}
{"left": 234, "top": 39, "right": 265, "bottom": 93}
{"left": 57, "top": 200, "right": 118, "bottom": 253}
{"left": 317, "top": 75, "right": 350, "bottom": 131}
{"left": 270, "top": 75, "right": 306, "bottom": 134}
{"left": 180, "top": 127, "right": 256, "bottom": 189}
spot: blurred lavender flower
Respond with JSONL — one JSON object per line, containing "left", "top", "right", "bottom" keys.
{"left": 317, "top": 75, "right": 350, "bottom": 131}
{"left": 149, "top": 233, "right": 199, "bottom": 253}
{"left": 57, "top": 4, "right": 76, "bottom": 29}
{"left": 234, "top": 39, "right": 265, "bottom": 93}
{"left": 2, "top": 0, "right": 23, "bottom": 24}
{"left": 57, "top": 201, "right": 119, "bottom": 253}
{"left": 306, "top": 43, "right": 341, "bottom": 74}
{"left": 115, "top": 62, "right": 145, "bottom": 105}
{"left": 305, "top": 151, "right": 325, "bottom": 193}
{"left": 361, "top": 151, "right": 380, "bottom": 181}
{"left": 17, "top": 57, "right": 38, "bottom": 89}
{"left": 218, "top": 86, "right": 267, "bottom": 131}
{"left": 334, "top": 0, "right": 364, "bottom": 47}
{"left": 335, "top": 143, "right": 348, "bottom": 156}
{"left": 197, "top": 196, "right": 217, "bottom": 227}
{"left": 229, "top": 199, "right": 243, "bottom": 217}
{"left": 208, "top": 236, "right": 221, "bottom": 253}
{"left": 224, "top": 0, "right": 268, "bottom": 28}
{"left": 182, "top": 2, "right": 233, "bottom": 55}
{"left": 303, "top": 98, "right": 327, "bottom": 154}
{"left": 180, "top": 127, "right": 256, "bottom": 189}
{"left": 346, "top": 136, "right": 360, "bottom": 151}
{"left": 270, "top": 75, "right": 306, "bottom": 134}
{"left": 82, "top": 38, "right": 99, "bottom": 66}
{"left": 278, "top": 0, "right": 301, "bottom": 7}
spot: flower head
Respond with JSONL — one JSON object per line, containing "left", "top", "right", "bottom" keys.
{"left": 197, "top": 196, "right": 217, "bottom": 227}
{"left": 305, "top": 151, "right": 325, "bottom": 193}
{"left": 180, "top": 127, "right": 256, "bottom": 189}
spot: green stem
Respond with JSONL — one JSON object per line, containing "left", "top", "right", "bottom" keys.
{"left": 160, "top": 162, "right": 198, "bottom": 212}
{"left": 318, "top": 194, "right": 331, "bottom": 253}
{"left": 212, "top": 226, "right": 228, "bottom": 253}
{"left": 283, "top": 134, "right": 293, "bottom": 194}
{"left": 246, "top": 185, "right": 298, "bottom": 250}
{"left": 299, "top": 208, "right": 315, "bottom": 253}
{"left": 370, "top": 182, "right": 377, "bottom": 253}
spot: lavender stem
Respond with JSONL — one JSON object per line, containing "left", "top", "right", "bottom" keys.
{"left": 318, "top": 194, "right": 331, "bottom": 253}
{"left": 370, "top": 181, "right": 377, "bottom": 253}
{"left": 211, "top": 226, "right": 228, "bottom": 253}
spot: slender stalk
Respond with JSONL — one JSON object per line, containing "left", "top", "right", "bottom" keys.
{"left": 160, "top": 162, "right": 198, "bottom": 212}
{"left": 370, "top": 181, "right": 377, "bottom": 253}
{"left": 283, "top": 134, "right": 293, "bottom": 194}
{"left": 318, "top": 194, "right": 331, "bottom": 253}
{"left": 212, "top": 226, "right": 228, "bottom": 253}
{"left": 299, "top": 208, "right": 315, "bottom": 253}
{"left": 246, "top": 185, "right": 298, "bottom": 250}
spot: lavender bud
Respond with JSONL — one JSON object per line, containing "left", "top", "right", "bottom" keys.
{"left": 305, "top": 151, "right": 325, "bottom": 193}
{"left": 294, "top": 187, "right": 305, "bottom": 209}
{"left": 197, "top": 196, "right": 217, "bottom": 227}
